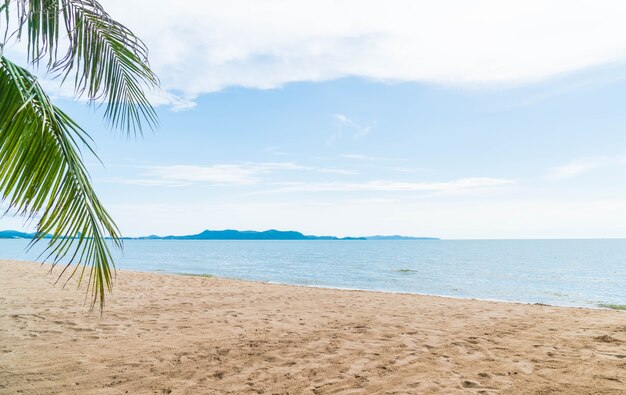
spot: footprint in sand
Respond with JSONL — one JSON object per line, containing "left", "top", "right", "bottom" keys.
{"left": 461, "top": 380, "right": 480, "bottom": 388}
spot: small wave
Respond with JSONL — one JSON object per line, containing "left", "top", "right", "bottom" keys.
{"left": 177, "top": 272, "right": 214, "bottom": 278}
{"left": 598, "top": 303, "right": 626, "bottom": 311}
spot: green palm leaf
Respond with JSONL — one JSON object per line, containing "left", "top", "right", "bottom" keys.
{"left": 0, "top": 56, "right": 121, "bottom": 308}
{"left": 12, "top": 0, "right": 159, "bottom": 134}
{"left": 0, "top": 1, "right": 159, "bottom": 309}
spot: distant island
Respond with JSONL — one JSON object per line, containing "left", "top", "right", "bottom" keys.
{"left": 0, "top": 229, "right": 439, "bottom": 241}
{"left": 0, "top": 230, "right": 40, "bottom": 239}
{"left": 134, "top": 229, "right": 366, "bottom": 240}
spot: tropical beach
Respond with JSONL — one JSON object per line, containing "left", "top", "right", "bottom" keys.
{"left": 4, "top": 1, "right": 626, "bottom": 394}
{"left": 1, "top": 260, "right": 625, "bottom": 394}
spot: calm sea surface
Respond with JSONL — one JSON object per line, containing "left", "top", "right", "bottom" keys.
{"left": 1, "top": 239, "right": 624, "bottom": 308}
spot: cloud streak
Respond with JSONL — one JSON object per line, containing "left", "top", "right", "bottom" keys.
{"left": 100, "top": 163, "right": 512, "bottom": 197}
{"left": 103, "top": 162, "right": 358, "bottom": 187}
{"left": 264, "top": 177, "right": 515, "bottom": 194}
{"left": 333, "top": 114, "right": 373, "bottom": 140}
{"left": 340, "top": 154, "right": 405, "bottom": 161}
{"left": 548, "top": 155, "right": 626, "bottom": 179}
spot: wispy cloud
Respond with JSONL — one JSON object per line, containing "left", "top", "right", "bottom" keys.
{"left": 549, "top": 160, "right": 603, "bottom": 179}
{"left": 316, "top": 168, "right": 358, "bottom": 175}
{"left": 263, "top": 146, "right": 289, "bottom": 156}
{"left": 147, "top": 163, "right": 299, "bottom": 185}
{"left": 333, "top": 114, "right": 373, "bottom": 139}
{"left": 548, "top": 155, "right": 626, "bottom": 179}
{"left": 341, "top": 153, "right": 404, "bottom": 161}
{"left": 263, "top": 177, "right": 515, "bottom": 194}
{"left": 328, "top": 114, "right": 373, "bottom": 146}
{"left": 389, "top": 166, "right": 423, "bottom": 173}
{"left": 98, "top": 178, "right": 190, "bottom": 187}
{"left": 102, "top": 162, "right": 358, "bottom": 187}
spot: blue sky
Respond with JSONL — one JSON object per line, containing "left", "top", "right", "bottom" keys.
{"left": 4, "top": 1, "right": 626, "bottom": 238}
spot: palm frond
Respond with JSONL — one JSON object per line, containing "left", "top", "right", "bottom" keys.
{"left": 9, "top": 0, "right": 159, "bottom": 135}
{"left": 0, "top": 55, "right": 121, "bottom": 309}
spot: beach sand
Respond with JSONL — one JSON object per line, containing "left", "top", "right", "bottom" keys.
{"left": 1, "top": 260, "right": 625, "bottom": 394}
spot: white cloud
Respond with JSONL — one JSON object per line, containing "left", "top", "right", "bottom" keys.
{"left": 264, "top": 177, "right": 514, "bottom": 193}
{"left": 94, "top": 0, "right": 626, "bottom": 107}
{"left": 145, "top": 90, "right": 197, "bottom": 111}
{"left": 39, "top": 78, "right": 195, "bottom": 110}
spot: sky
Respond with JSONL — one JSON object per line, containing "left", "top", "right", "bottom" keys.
{"left": 4, "top": 0, "right": 626, "bottom": 238}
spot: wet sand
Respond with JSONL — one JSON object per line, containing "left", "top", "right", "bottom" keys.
{"left": 1, "top": 259, "right": 625, "bottom": 394}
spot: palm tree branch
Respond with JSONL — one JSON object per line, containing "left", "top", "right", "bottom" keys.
{"left": 0, "top": 55, "right": 121, "bottom": 309}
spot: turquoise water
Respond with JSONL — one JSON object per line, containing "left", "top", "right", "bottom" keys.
{"left": 1, "top": 239, "right": 625, "bottom": 308}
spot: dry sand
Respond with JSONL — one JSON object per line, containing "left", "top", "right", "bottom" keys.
{"left": 1, "top": 260, "right": 625, "bottom": 394}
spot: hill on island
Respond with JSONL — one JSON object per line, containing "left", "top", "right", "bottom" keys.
{"left": 136, "top": 229, "right": 365, "bottom": 240}
{"left": 0, "top": 229, "right": 439, "bottom": 241}
{"left": 131, "top": 230, "right": 439, "bottom": 241}
{"left": 0, "top": 230, "right": 35, "bottom": 239}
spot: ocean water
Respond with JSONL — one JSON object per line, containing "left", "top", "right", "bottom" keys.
{"left": 1, "top": 239, "right": 625, "bottom": 309}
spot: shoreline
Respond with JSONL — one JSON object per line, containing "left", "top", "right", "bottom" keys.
{"left": 7, "top": 257, "right": 626, "bottom": 312}
{"left": 244, "top": 280, "right": 622, "bottom": 312}
{"left": 2, "top": 259, "right": 625, "bottom": 393}
{"left": 10, "top": 258, "right": 620, "bottom": 311}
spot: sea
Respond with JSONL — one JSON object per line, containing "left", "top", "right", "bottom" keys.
{"left": 1, "top": 239, "right": 624, "bottom": 309}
